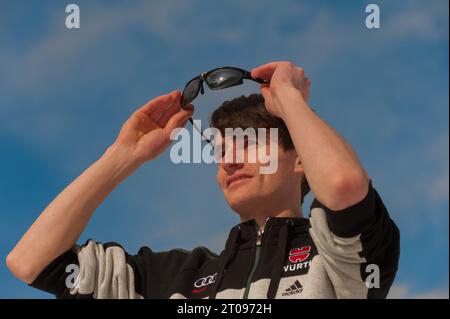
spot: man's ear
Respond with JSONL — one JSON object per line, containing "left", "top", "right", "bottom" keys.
{"left": 294, "top": 156, "right": 304, "bottom": 174}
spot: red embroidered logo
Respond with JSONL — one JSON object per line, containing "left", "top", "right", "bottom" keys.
{"left": 288, "top": 246, "right": 311, "bottom": 263}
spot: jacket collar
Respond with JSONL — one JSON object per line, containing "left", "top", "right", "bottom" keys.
{"left": 208, "top": 216, "right": 310, "bottom": 299}
{"left": 233, "top": 216, "right": 310, "bottom": 246}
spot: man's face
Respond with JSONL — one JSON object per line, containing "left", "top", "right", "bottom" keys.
{"left": 216, "top": 135, "right": 303, "bottom": 219}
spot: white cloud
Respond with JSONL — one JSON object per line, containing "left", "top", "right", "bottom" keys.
{"left": 388, "top": 283, "right": 449, "bottom": 299}
{"left": 5, "top": 0, "right": 260, "bottom": 95}
{"left": 384, "top": 0, "right": 449, "bottom": 41}
{"left": 7, "top": 1, "right": 189, "bottom": 94}
{"left": 276, "top": 0, "right": 448, "bottom": 71}
{"left": 6, "top": 0, "right": 447, "bottom": 96}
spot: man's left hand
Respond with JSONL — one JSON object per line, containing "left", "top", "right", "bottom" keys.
{"left": 251, "top": 61, "right": 311, "bottom": 119}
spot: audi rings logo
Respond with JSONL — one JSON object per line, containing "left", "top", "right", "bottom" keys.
{"left": 194, "top": 273, "right": 218, "bottom": 288}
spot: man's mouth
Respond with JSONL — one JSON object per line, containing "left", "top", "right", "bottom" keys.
{"left": 226, "top": 173, "right": 253, "bottom": 188}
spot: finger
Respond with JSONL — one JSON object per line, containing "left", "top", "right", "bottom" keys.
{"left": 164, "top": 104, "right": 195, "bottom": 136}
{"left": 150, "top": 90, "right": 183, "bottom": 121}
{"left": 251, "top": 61, "right": 291, "bottom": 80}
{"left": 296, "top": 67, "right": 305, "bottom": 76}
{"left": 151, "top": 100, "right": 177, "bottom": 124}
{"left": 158, "top": 90, "right": 185, "bottom": 125}
{"left": 149, "top": 104, "right": 169, "bottom": 123}
{"left": 137, "top": 90, "right": 181, "bottom": 116}
{"left": 138, "top": 95, "right": 172, "bottom": 116}
{"left": 122, "top": 109, "right": 161, "bottom": 138}
{"left": 157, "top": 101, "right": 183, "bottom": 127}
{"left": 303, "top": 79, "right": 311, "bottom": 101}
{"left": 251, "top": 62, "right": 279, "bottom": 81}
{"left": 260, "top": 84, "right": 272, "bottom": 105}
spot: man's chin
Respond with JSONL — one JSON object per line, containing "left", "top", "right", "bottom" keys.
{"left": 227, "top": 195, "right": 263, "bottom": 216}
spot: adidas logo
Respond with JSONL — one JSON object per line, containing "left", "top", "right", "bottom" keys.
{"left": 282, "top": 280, "right": 303, "bottom": 296}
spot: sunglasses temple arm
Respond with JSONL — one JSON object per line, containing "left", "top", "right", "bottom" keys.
{"left": 188, "top": 117, "right": 212, "bottom": 144}
{"left": 255, "top": 78, "right": 270, "bottom": 85}
{"left": 243, "top": 70, "right": 269, "bottom": 85}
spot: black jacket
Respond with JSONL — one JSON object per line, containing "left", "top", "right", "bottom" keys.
{"left": 30, "top": 179, "right": 400, "bottom": 298}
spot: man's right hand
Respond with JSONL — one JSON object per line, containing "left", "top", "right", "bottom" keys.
{"left": 114, "top": 90, "right": 194, "bottom": 164}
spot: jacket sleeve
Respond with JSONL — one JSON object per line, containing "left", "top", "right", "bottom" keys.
{"left": 28, "top": 239, "right": 196, "bottom": 299}
{"left": 308, "top": 179, "right": 400, "bottom": 299}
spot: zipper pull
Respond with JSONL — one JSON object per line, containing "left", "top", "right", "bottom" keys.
{"left": 256, "top": 217, "right": 271, "bottom": 246}
{"left": 256, "top": 229, "right": 263, "bottom": 246}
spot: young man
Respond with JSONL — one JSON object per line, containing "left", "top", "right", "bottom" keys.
{"left": 6, "top": 61, "right": 399, "bottom": 299}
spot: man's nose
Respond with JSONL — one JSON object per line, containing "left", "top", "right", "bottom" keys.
{"left": 222, "top": 160, "right": 244, "bottom": 173}
{"left": 221, "top": 144, "right": 245, "bottom": 172}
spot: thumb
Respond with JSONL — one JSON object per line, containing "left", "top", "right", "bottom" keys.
{"left": 164, "top": 104, "right": 194, "bottom": 138}
{"left": 260, "top": 84, "right": 272, "bottom": 105}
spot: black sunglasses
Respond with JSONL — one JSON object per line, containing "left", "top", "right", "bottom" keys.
{"left": 180, "top": 66, "right": 269, "bottom": 143}
{"left": 180, "top": 66, "right": 269, "bottom": 107}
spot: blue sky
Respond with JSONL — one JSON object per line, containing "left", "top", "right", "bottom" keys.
{"left": 0, "top": 0, "right": 448, "bottom": 298}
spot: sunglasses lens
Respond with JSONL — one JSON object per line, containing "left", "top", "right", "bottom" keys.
{"left": 181, "top": 78, "right": 201, "bottom": 106}
{"left": 206, "top": 68, "right": 243, "bottom": 89}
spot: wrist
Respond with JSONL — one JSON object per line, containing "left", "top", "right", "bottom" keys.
{"left": 273, "top": 86, "right": 308, "bottom": 120}
{"left": 100, "top": 143, "right": 142, "bottom": 185}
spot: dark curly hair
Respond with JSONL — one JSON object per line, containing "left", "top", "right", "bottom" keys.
{"left": 210, "top": 93, "right": 310, "bottom": 205}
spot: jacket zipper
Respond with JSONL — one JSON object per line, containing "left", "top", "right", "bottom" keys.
{"left": 243, "top": 217, "right": 270, "bottom": 299}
